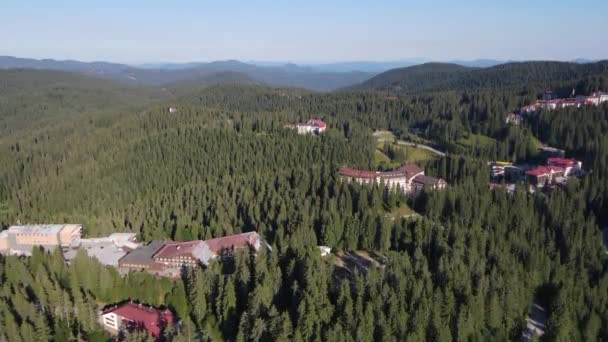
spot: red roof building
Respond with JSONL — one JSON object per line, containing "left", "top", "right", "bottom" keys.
{"left": 307, "top": 118, "right": 327, "bottom": 129}
{"left": 152, "top": 240, "right": 208, "bottom": 268}
{"left": 546, "top": 157, "right": 575, "bottom": 168}
{"left": 337, "top": 166, "right": 378, "bottom": 179}
{"left": 519, "top": 90, "right": 608, "bottom": 114}
{"left": 526, "top": 165, "right": 564, "bottom": 187}
{"left": 100, "top": 302, "right": 175, "bottom": 339}
{"left": 338, "top": 163, "right": 442, "bottom": 194}
{"left": 397, "top": 163, "right": 424, "bottom": 179}
{"left": 411, "top": 174, "right": 447, "bottom": 194}
{"left": 546, "top": 157, "right": 582, "bottom": 176}
{"left": 204, "top": 231, "right": 263, "bottom": 254}
{"left": 290, "top": 118, "right": 327, "bottom": 135}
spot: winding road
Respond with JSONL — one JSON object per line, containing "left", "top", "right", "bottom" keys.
{"left": 373, "top": 131, "right": 447, "bottom": 157}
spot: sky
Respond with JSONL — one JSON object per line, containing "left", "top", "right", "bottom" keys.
{"left": 1, "top": 0, "right": 607, "bottom": 64}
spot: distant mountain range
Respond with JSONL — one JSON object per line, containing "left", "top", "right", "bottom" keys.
{"left": 0, "top": 56, "right": 372, "bottom": 91}
{"left": 137, "top": 59, "right": 504, "bottom": 73}
{"left": 0, "top": 56, "right": 602, "bottom": 92}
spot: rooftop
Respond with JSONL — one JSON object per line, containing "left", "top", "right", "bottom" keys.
{"left": 539, "top": 146, "right": 565, "bottom": 153}
{"left": 338, "top": 166, "right": 378, "bottom": 179}
{"left": 119, "top": 240, "right": 165, "bottom": 266}
{"left": 153, "top": 240, "right": 211, "bottom": 263}
{"left": 338, "top": 163, "right": 423, "bottom": 180}
{"left": 65, "top": 241, "right": 131, "bottom": 267}
{"left": 205, "top": 231, "right": 262, "bottom": 254}
{"left": 8, "top": 224, "right": 67, "bottom": 234}
{"left": 526, "top": 165, "right": 564, "bottom": 177}
{"left": 307, "top": 118, "right": 326, "bottom": 128}
{"left": 412, "top": 174, "right": 442, "bottom": 186}
{"left": 397, "top": 163, "right": 424, "bottom": 178}
{"left": 547, "top": 157, "right": 577, "bottom": 168}
{"left": 102, "top": 302, "right": 174, "bottom": 337}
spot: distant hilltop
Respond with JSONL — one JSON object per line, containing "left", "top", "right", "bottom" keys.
{"left": 350, "top": 60, "right": 608, "bottom": 94}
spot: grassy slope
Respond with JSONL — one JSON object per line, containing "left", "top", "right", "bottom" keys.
{"left": 456, "top": 133, "right": 497, "bottom": 150}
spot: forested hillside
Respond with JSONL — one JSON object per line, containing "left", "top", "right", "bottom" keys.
{"left": 354, "top": 60, "right": 608, "bottom": 94}
{"left": 0, "top": 69, "right": 606, "bottom": 341}
{"left": 0, "top": 69, "right": 162, "bottom": 135}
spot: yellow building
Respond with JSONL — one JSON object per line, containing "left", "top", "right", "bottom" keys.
{"left": 0, "top": 224, "right": 82, "bottom": 255}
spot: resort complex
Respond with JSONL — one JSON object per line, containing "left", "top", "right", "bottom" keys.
{"left": 338, "top": 163, "right": 447, "bottom": 194}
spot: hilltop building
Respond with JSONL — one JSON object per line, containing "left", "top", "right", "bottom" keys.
{"left": 100, "top": 302, "right": 175, "bottom": 339}
{"left": 338, "top": 163, "right": 446, "bottom": 194}
{"left": 286, "top": 118, "right": 327, "bottom": 135}
{"left": 0, "top": 224, "right": 82, "bottom": 256}
{"left": 506, "top": 89, "right": 608, "bottom": 121}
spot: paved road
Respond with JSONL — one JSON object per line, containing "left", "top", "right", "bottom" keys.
{"left": 375, "top": 136, "right": 447, "bottom": 157}
{"left": 393, "top": 140, "right": 446, "bottom": 157}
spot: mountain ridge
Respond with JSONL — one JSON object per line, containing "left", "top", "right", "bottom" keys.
{"left": 0, "top": 56, "right": 373, "bottom": 91}
{"left": 351, "top": 60, "right": 608, "bottom": 94}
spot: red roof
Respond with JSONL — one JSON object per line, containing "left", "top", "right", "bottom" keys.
{"left": 526, "top": 165, "right": 564, "bottom": 177}
{"left": 153, "top": 240, "right": 204, "bottom": 259}
{"left": 103, "top": 302, "right": 174, "bottom": 337}
{"left": 205, "top": 232, "right": 261, "bottom": 254}
{"left": 538, "top": 99, "right": 562, "bottom": 104}
{"left": 307, "top": 118, "right": 326, "bottom": 128}
{"left": 397, "top": 163, "right": 424, "bottom": 178}
{"left": 412, "top": 174, "right": 442, "bottom": 186}
{"left": 521, "top": 102, "right": 539, "bottom": 112}
{"left": 338, "top": 166, "right": 377, "bottom": 179}
{"left": 547, "top": 157, "right": 577, "bottom": 168}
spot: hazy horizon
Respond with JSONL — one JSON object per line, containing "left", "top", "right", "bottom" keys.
{"left": 2, "top": 0, "right": 607, "bottom": 64}
{"left": 0, "top": 55, "right": 602, "bottom": 67}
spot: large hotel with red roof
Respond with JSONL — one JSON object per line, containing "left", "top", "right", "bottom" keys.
{"left": 508, "top": 90, "right": 608, "bottom": 125}
{"left": 338, "top": 163, "right": 447, "bottom": 194}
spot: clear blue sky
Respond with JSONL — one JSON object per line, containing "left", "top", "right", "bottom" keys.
{"left": 1, "top": 0, "right": 607, "bottom": 63}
